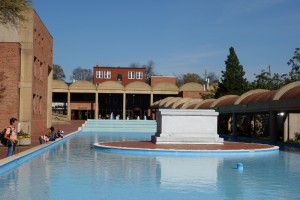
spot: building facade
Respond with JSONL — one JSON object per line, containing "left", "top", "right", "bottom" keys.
{"left": 152, "top": 81, "right": 300, "bottom": 143}
{"left": 0, "top": 9, "right": 53, "bottom": 143}
{"left": 52, "top": 80, "right": 176, "bottom": 121}
{"left": 93, "top": 65, "right": 146, "bottom": 86}
{"left": 53, "top": 73, "right": 214, "bottom": 121}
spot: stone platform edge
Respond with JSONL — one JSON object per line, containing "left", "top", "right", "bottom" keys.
{"left": 94, "top": 141, "right": 280, "bottom": 154}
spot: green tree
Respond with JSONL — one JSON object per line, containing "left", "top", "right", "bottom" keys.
{"left": 71, "top": 67, "right": 93, "bottom": 82}
{"left": 0, "top": 0, "right": 32, "bottom": 26}
{"left": 251, "top": 68, "right": 286, "bottom": 90}
{"left": 286, "top": 48, "right": 300, "bottom": 83}
{"left": 215, "top": 47, "right": 248, "bottom": 98}
{"left": 176, "top": 73, "right": 204, "bottom": 87}
{"left": 53, "top": 64, "right": 66, "bottom": 81}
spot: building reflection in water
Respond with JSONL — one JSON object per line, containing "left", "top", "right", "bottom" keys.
{"left": 156, "top": 156, "right": 223, "bottom": 191}
{"left": 94, "top": 150, "right": 223, "bottom": 192}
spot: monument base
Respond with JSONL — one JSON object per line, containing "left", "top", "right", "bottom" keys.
{"left": 152, "top": 109, "right": 224, "bottom": 144}
{"left": 151, "top": 135, "right": 224, "bottom": 144}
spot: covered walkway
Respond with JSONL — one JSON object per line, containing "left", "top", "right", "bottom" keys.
{"left": 152, "top": 81, "right": 300, "bottom": 142}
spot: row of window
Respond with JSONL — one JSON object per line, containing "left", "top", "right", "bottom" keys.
{"left": 96, "top": 71, "right": 143, "bottom": 79}
{"left": 96, "top": 71, "right": 111, "bottom": 79}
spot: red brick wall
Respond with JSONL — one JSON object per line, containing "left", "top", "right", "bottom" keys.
{"left": 150, "top": 76, "right": 176, "bottom": 87}
{"left": 31, "top": 11, "right": 53, "bottom": 136}
{"left": 93, "top": 66, "right": 146, "bottom": 86}
{"left": 0, "top": 43, "right": 21, "bottom": 129}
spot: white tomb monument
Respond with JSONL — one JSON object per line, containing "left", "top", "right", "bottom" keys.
{"left": 151, "top": 109, "right": 224, "bottom": 144}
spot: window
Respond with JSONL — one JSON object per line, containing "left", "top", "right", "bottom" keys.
{"left": 136, "top": 72, "right": 143, "bottom": 79}
{"left": 96, "top": 71, "right": 103, "bottom": 78}
{"left": 104, "top": 71, "right": 111, "bottom": 79}
{"left": 117, "top": 74, "right": 122, "bottom": 81}
{"left": 128, "top": 71, "right": 135, "bottom": 79}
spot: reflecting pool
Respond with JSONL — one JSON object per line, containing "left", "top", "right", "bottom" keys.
{"left": 0, "top": 131, "right": 300, "bottom": 200}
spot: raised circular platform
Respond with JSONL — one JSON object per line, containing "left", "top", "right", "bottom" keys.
{"left": 94, "top": 141, "right": 279, "bottom": 155}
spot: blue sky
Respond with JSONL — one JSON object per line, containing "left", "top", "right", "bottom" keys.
{"left": 34, "top": 0, "right": 300, "bottom": 82}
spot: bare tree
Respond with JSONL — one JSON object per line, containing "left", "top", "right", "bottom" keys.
{"left": 143, "top": 60, "right": 156, "bottom": 84}
{"left": 129, "top": 60, "right": 157, "bottom": 84}
{"left": 53, "top": 64, "right": 66, "bottom": 81}
{"left": 71, "top": 67, "right": 93, "bottom": 82}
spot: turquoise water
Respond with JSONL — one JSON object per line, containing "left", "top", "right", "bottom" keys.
{"left": 1, "top": 131, "right": 300, "bottom": 200}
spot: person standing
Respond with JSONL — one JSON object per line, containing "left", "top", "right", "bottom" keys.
{"left": 4, "top": 117, "right": 18, "bottom": 157}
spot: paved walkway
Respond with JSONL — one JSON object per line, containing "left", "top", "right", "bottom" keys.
{"left": 0, "top": 120, "right": 85, "bottom": 159}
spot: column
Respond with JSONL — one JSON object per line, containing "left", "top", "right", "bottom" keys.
{"left": 123, "top": 93, "right": 126, "bottom": 120}
{"left": 269, "top": 111, "right": 277, "bottom": 142}
{"left": 95, "top": 92, "right": 98, "bottom": 119}
{"left": 232, "top": 113, "right": 237, "bottom": 137}
{"left": 148, "top": 93, "right": 153, "bottom": 118}
{"left": 67, "top": 92, "right": 71, "bottom": 120}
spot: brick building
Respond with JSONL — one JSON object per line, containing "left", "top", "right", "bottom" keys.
{"left": 0, "top": 9, "right": 53, "bottom": 143}
{"left": 149, "top": 76, "right": 176, "bottom": 87}
{"left": 93, "top": 65, "right": 146, "bottom": 86}
{"left": 52, "top": 74, "right": 213, "bottom": 120}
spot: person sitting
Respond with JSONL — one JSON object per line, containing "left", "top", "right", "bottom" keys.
{"left": 57, "top": 129, "right": 64, "bottom": 138}
{"left": 57, "top": 129, "right": 61, "bottom": 138}
{"left": 48, "top": 126, "right": 57, "bottom": 141}
{"left": 39, "top": 135, "right": 49, "bottom": 144}
{"left": 4, "top": 117, "right": 18, "bottom": 157}
{"left": 60, "top": 129, "right": 64, "bottom": 138}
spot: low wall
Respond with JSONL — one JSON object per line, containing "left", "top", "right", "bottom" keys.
{"left": 152, "top": 109, "right": 224, "bottom": 144}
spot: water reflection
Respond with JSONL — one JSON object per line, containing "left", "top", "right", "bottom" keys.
{"left": 95, "top": 151, "right": 223, "bottom": 193}
{"left": 156, "top": 157, "right": 223, "bottom": 191}
{"left": 1, "top": 132, "right": 300, "bottom": 200}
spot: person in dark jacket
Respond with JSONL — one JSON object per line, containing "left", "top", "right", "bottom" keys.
{"left": 48, "top": 126, "right": 57, "bottom": 141}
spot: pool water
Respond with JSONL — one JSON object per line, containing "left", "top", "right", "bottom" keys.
{"left": 1, "top": 131, "right": 300, "bottom": 200}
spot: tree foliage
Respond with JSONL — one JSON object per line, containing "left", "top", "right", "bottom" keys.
{"left": 251, "top": 48, "right": 300, "bottom": 90}
{"left": 144, "top": 60, "right": 156, "bottom": 84}
{"left": 286, "top": 48, "right": 300, "bottom": 83}
{"left": 129, "top": 60, "right": 157, "bottom": 83}
{"left": 251, "top": 69, "right": 286, "bottom": 90}
{"left": 53, "top": 64, "right": 66, "bottom": 81}
{"left": 201, "top": 92, "right": 216, "bottom": 100}
{"left": 176, "top": 73, "right": 204, "bottom": 87}
{"left": 215, "top": 47, "right": 248, "bottom": 98}
{"left": 204, "top": 71, "right": 219, "bottom": 84}
{"left": 0, "top": 0, "right": 32, "bottom": 26}
{"left": 71, "top": 67, "right": 93, "bottom": 82}
{"left": 129, "top": 63, "right": 139, "bottom": 68}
